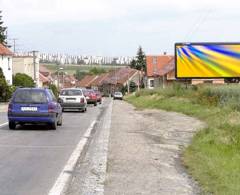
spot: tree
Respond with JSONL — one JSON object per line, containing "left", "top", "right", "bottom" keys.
{"left": 74, "top": 69, "right": 87, "bottom": 80}
{"left": 129, "top": 81, "right": 137, "bottom": 92}
{"left": 130, "top": 59, "right": 137, "bottom": 69}
{"left": 0, "top": 11, "right": 7, "bottom": 45}
{"left": 135, "top": 46, "right": 146, "bottom": 72}
{"left": 13, "top": 73, "right": 35, "bottom": 87}
{"left": 89, "top": 67, "right": 106, "bottom": 75}
{"left": 49, "top": 84, "right": 58, "bottom": 97}
{"left": 0, "top": 67, "right": 11, "bottom": 101}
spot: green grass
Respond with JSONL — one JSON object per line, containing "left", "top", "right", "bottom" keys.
{"left": 126, "top": 84, "right": 240, "bottom": 195}
{"left": 42, "top": 63, "right": 123, "bottom": 75}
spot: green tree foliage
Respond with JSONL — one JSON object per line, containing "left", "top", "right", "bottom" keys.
{"left": 130, "top": 59, "right": 137, "bottom": 69}
{"left": 135, "top": 46, "right": 146, "bottom": 72}
{"left": 0, "top": 11, "right": 7, "bottom": 45}
{"left": 13, "top": 73, "right": 35, "bottom": 87}
{"left": 0, "top": 67, "right": 11, "bottom": 101}
{"left": 89, "top": 67, "right": 106, "bottom": 75}
{"left": 129, "top": 81, "right": 137, "bottom": 92}
{"left": 74, "top": 69, "right": 87, "bottom": 80}
{"left": 49, "top": 84, "right": 58, "bottom": 97}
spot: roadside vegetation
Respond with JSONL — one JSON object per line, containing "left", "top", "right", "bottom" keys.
{"left": 126, "top": 83, "right": 240, "bottom": 195}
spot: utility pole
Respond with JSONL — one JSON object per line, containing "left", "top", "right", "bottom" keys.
{"left": 9, "top": 38, "right": 18, "bottom": 53}
{"left": 32, "top": 51, "right": 39, "bottom": 87}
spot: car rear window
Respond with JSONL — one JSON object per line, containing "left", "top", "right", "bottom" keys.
{"left": 13, "top": 90, "right": 48, "bottom": 104}
{"left": 115, "top": 92, "right": 122, "bottom": 95}
{"left": 60, "top": 89, "right": 82, "bottom": 96}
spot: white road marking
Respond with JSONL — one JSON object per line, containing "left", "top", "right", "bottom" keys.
{"left": 48, "top": 120, "right": 96, "bottom": 195}
{"left": 0, "top": 122, "right": 8, "bottom": 128}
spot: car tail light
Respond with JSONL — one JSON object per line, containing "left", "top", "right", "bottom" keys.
{"left": 8, "top": 104, "right": 12, "bottom": 113}
{"left": 48, "top": 103, "right": 56, "bottom": 113}
{"left": 80, "top": 98, "right": 84, "bottom": 103}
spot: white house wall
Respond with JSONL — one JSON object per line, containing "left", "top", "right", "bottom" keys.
{"left": 0, "top": 55, "right": 13, "bottom": 85}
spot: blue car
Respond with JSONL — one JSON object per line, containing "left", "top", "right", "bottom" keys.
{"left": 8, "top": 88, "right": 63, "bottom": 130}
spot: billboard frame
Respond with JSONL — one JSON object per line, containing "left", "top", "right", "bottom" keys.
{"left": 175, "top": 42, "right": 240, "bottom": 79}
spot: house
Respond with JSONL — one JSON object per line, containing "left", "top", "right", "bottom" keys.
{"left": 0, "top": 43, "right": 13, "bottom": 85}
{"left": 77, "top": 67, "right": 141, "bottom": 95}
{"left": 146, "top": 54, "right": 225, "bottom": 89}
{"left": 39, "top": 65, "right": 53, "bottom": 87}
{"left": 101, "top": 68, "right": 140, "bottom": 95}
{"left": 12, "top": 54, "right": 40, "bottom": 86}
{"left": 77, "top": 75, "right": 98, "bottom": 88}
{"left": 146, "top": 55, "right": 174, "bottom": 89}
{"left": 62, "top": 75, "right": 77, "bottom": 88}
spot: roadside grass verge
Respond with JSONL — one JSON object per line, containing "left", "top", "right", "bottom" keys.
{"left": 126, "top": 84, "right": 240, "bottom": 195}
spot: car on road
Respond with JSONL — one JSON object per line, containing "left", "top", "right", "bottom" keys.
{"left": 94, "top": 90, "right": 102, "bottom": 104}
{"left": 113, "top": 91, "right": 123, "bottom": 100}
{"left": 83, "top": 89, "right": 98, "bottom": 106}
{"left": 59, "top": 88, "right": 87, "bottom": 112}
{"left": 8, "top": 88, "right": 62, "bottom": 130}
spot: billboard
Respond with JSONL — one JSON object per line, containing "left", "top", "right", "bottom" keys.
{"left": 175, "top": 43, "right": 240, "bottom": 78}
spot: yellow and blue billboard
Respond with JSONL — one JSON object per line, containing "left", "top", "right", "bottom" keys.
{"left": 175, "top": 43, "right": 240, "bottom": 78}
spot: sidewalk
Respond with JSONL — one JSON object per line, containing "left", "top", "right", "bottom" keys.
{"left": 0, "top": 103, "right": 8, "bottom": 112}
{"left": 104, "top": 101, "right": 204, "bottom": 195}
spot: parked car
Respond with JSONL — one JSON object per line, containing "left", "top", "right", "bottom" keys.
{"left": 113, "top": 91, "right": 123, "bottom": 100}
{"left": 83, "top": 89, "right": 98, "bottom": 106}
{"left": 59, "top": 88, "right": 87, "bottom": 112}
{"left": 94, "top": 90, "right": 102, "bottom": 104}
{"left": 8, "top": 88, "right": 62, "bottom": 130}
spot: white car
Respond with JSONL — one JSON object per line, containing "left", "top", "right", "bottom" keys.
{"left": 59, "top": 88, "right": 87, "bottom": 112}
{"left": 113, "top": 91, "right": 123, "bottom": 100}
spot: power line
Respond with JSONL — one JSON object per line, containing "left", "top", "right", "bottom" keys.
{"left": 184, "top": 8, "right": 215, "bottom": 41}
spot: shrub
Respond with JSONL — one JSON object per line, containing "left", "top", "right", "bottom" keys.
{"left": 13, "top": 73, "right": 35, "bottom": 87}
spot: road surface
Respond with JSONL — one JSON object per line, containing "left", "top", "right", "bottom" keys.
{"left": 0, "top": 98, "right": 111, "bottom": 195}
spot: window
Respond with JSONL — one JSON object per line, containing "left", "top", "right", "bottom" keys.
{"left": 14, "top": 90, "right": 48, "bottom": 104}
{"left": 8, "top": 58, "right": 11, "bottom": 70}
{"left": 150, "top": 80, "right": 154, "bottom": 88}
{"left": 60, "top": 89, "right": 82, "bottom": 96}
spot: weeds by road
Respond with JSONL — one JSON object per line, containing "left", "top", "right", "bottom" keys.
{"left": 126, "top": 84, "right": 240, "bottom": 195}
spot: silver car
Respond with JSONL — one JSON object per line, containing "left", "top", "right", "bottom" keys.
{"left": 113, "top": 91, "right": 123, "bottom": 100}
{"left": 59, "top": 88, "right": 87, "bottom": 112}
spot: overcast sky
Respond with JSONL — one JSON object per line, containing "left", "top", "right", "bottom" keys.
{"left": 0, "top": 0, "right": 240, "bottom": 56}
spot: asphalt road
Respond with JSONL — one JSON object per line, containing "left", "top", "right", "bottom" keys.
{"left": 0, "top": 99, "right": 110, "bottom": 195}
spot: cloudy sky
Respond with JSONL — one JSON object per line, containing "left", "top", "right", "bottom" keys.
{"left": 0, "top": 0, "right": 240, "bottom": 56}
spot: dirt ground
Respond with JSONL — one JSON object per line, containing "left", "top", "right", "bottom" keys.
{"left": 104, "top": 100, "right": 205, "bottom": 195}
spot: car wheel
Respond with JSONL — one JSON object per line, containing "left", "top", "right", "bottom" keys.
{"left": 57, "top": 115, "right": 62, "bottom": 126}
{"left": 9, "top": 121, "right": 16, "bottom": 130}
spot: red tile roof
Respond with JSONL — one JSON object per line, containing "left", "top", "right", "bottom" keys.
{"left": 91, "top": 73, "right": 109, "bottom": 86}
{"left": 146, "top": 55, "right": 173, "bottom": 77}
{"left": 39, "top": 72, "right": 50, "bottom": 83}
{"left": 103, "top": 68, "right": 138, "bottom": 85}
{"left": 0, "top": 43, "right": 13, "bottom": 56}
{"left": 77, "top": 75, "right": 97, "bottom": 88}
{"left": 77, "top": 67, "right": 139, "bottom": 88}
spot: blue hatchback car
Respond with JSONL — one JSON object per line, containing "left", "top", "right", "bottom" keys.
{"left": 8, "top": 88, "right": 63, "bottom": 130}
